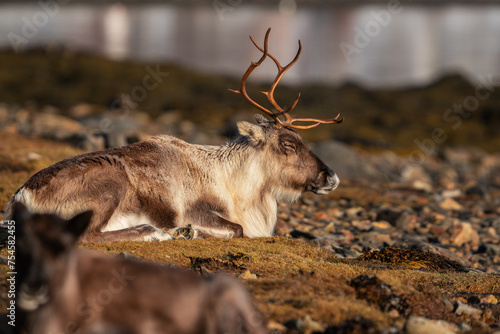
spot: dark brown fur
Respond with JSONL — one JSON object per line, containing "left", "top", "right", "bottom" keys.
{"left": 13, "top": 203, "right": 268, "bottom": 334}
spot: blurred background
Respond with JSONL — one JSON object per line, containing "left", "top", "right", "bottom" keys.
{"left": 0, "top": 0, "right": 499, "bottom": 154}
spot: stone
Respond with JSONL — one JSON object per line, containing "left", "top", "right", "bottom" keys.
{"left": 371, "top": 221, "right": 393, "bottom": 230}
{"left": 28, "top": 113, "right": 85, "bottom": 141}
{"left": 454, "top": 300, "right": 482, "bottom": 318}
{"left": 352, "top": 220, "right": 371, "bottom": 231}
{"left": 449, "top": 222, "right": 480, "bottom": 247}
{"left": 395, "top": 212, "right": 419, "bottom": 232}
{"left": 479, "top": 294, "right": 498, "bottom": 305}
{"left": 405, "top": 315, "right": 457, "bottom": 334}
{"left": 412, "top": 179, "right": 433, "bottom": 192}
{"left": 238, "top": 270, "right": 257, "bottom": 280}
{"left": 313, "top": 140, "right": 381, "bottom": 181}
{"left": 267, "top": 320, "right": 287, "bottom": 331}
{"left": 25, "top": 152, "right": 42, "bottom": 162}
{"left": 313, "top": 212, "right": 330, "bottom": 221}
{"left": 374, "top": 233, "right": 393, "bottom": 244}
{"left": 345, "top": 207, "right": 364, "bottom": 219}
{"left": 465, "top": 185, "right": 486, "bottom": 198}
{"left": 324, "top": 222, "right": 336, "bottom": 233}
{"left": 440, "top": 189, "right": 462, "bottom": 199}
{"left": 295, "top": 315, "right": 324, "bottom": 334}
{"left": 401, "top": 165, "right": 433, "bottom": 189}
{"left": 429, "top": 225, "right": 446, "bottom": 236}
{"left": 375, "top": 209, "right": 402, "bottom": 226}
{"left": 439, "top": 198, "right": 463, "bottom": 211}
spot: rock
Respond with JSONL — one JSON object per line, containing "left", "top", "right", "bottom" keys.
{"left": 345, "top": 207, "right": 364, "bottom": 219}
{"left": 313, "top": 140, "right": 381, "bottom": 181}
{"left": 438, "top": 198, "right": 463, "bottom": 211}
{"left": 395, "top": 212, "right": 419, "bottom": 232}
{"left": 485, "top": 244, "right": 500, "bottom": 256}
{"left": 454, "top": 300, "right": 482, "bottom": 318}
{"left": 401, "top": 165, "right": 433, "bottom": 190}
{"left": 352, "top": 220, "right": 371, "bottom": 231}
{"left": 375, "top": 209, "right": 402, "bottom": 226}
{"left": 374, "top": 233, "right": 393, "bottom": 244}
{"left": 486, "top": 227, "right": 498, "bottom": 239}
{"left": 442, "top": 147, "right": 477, "bottom": 165}
{"left": 449, "top": 222, "right": 480, "bottom": 248}
{"left": 266, "top": 320, "right": 287, "bottom": 332}
{"left": 324, "top": 222, "right": 336, "bottom": 233}
{"left": 371, "top": 221, "right": 393, "bottom": 230}
{"left": 24, "top": 152, "right": 42, "bottom": 162}
{"left": 27, "top": 113, "right": 85, "bottom": 141}
{"left": 441, "top": 298, "right": 455, "bottom": 312}
{"left": 412, "top": 179, "right": 433, "bottom": 192}
{"left": 290, "top": 230, "right": 316, "bottom": 240}
{"left": 437, "top": 167, "right": 459, "bottom": 189}
{"left": 69, "top": 103, "right": 100, "bottom": 118}
{"left": 440, "top": 189, "right": 462, "bottom": 199}
{"left": 313, "top": 211, "right": 330, "bottom": 221}
{"left": 405, "top": 315, "right": 457, "bottom": 334}
{"left": 340, "top": 229, "right": 355, "bottom": 243}
{"left": 295, "top": 315, "right": 324, "bottom": 334}
{"left": 465, "top": 185, "right": 487, "bottom": 198}
{"left": 478, "top": 294, "right": 498, "bottom": 305}
{"left": 238, "top": 270, "right": 257, "bottom": 280}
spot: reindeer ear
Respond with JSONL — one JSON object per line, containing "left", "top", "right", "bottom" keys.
{"left": 12, "top": 202, "right": 31, "bottom": 223}
{"left": 237, "top": 121, "right": 266, "bottom": 144}
{"left": 64, "top": 210, "right": 93, "bottom": 242}
{"left": 254, "top": 114, "right": 269, "bottom": 125}
{"left": 11, "top": 202, "right": 31, "bottom": 235}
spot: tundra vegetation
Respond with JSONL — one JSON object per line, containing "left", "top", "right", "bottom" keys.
{"left": 1, "top": 41, "right": 500, "bottom": 332}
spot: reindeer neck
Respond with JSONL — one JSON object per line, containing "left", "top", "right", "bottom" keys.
{"left": 212, "top": 139, "right": 278, "bottom": 237}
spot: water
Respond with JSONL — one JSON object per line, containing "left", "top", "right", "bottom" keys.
{"left": 1, "top": 2, "right": 499, "bottom": 87}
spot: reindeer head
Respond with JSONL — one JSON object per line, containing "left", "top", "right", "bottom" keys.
{"left": 13, "top": 203, "right": 92, "bottom": 311}
{"left": 230, "top": 28, "right": 342, "bottom": 200}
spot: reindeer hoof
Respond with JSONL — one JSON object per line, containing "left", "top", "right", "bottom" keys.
{"left": 145, "top": 227, "right": 173, "bottom": 242}
{"left": 170, "top": 225, "right": 196, "bottom": 240}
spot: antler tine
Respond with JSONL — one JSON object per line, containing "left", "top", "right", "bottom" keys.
{"left": 228, "top": 28, "right": 277, "bottom": 119}
{"left": 250, "top": 37, "right": 303, "bottom": 126}
{"left": 286, "top": 113, "right": 344, "bottom": 129}
{"left": 230, "top": 28, "right": 344, "bottom": 129}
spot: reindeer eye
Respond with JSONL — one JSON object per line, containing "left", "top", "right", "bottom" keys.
{"left": 282, "top": 141, "right": 296, "bottom": 151}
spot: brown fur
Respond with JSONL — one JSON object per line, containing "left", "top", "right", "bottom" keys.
{"left": 6, "top": 116, "right": 339, "bottom": 241}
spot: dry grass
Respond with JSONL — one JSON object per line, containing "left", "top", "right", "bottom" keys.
{"left": 0, "top": 129, "right": 83, "bottom": 215}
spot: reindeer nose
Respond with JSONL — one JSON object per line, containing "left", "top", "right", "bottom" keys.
{"left": 327, "top": 172, "right": 340, "bottom": 191}
{"left": 311, "top": 167, "right": 340, "bottom": 195}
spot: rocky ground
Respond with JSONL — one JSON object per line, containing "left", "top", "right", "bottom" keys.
{"left": 0, "top": 125, "right": 499, "bottom": 333}
{"left": 0, "top": 50, "right": 499, "bottom": 333}
{"left": 276, "top": 146, "right": 500, "bottom": 275}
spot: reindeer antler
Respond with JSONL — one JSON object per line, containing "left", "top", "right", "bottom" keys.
{"left": 229, "top": 28, "right": 343, "bottom": 129}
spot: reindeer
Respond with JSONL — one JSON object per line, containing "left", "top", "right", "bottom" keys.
{"left": 13, "top": 203, "right": 268, "bottom": 334}
{"left": 5, "top": 28, "right": 342, "bottom": 242}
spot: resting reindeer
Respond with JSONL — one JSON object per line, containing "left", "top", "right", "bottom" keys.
{"left": 13, "top": 203, "right": 268, "bottom": 334}
{"left": 5, "top": 28, "right": 342, "bottom": 242}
